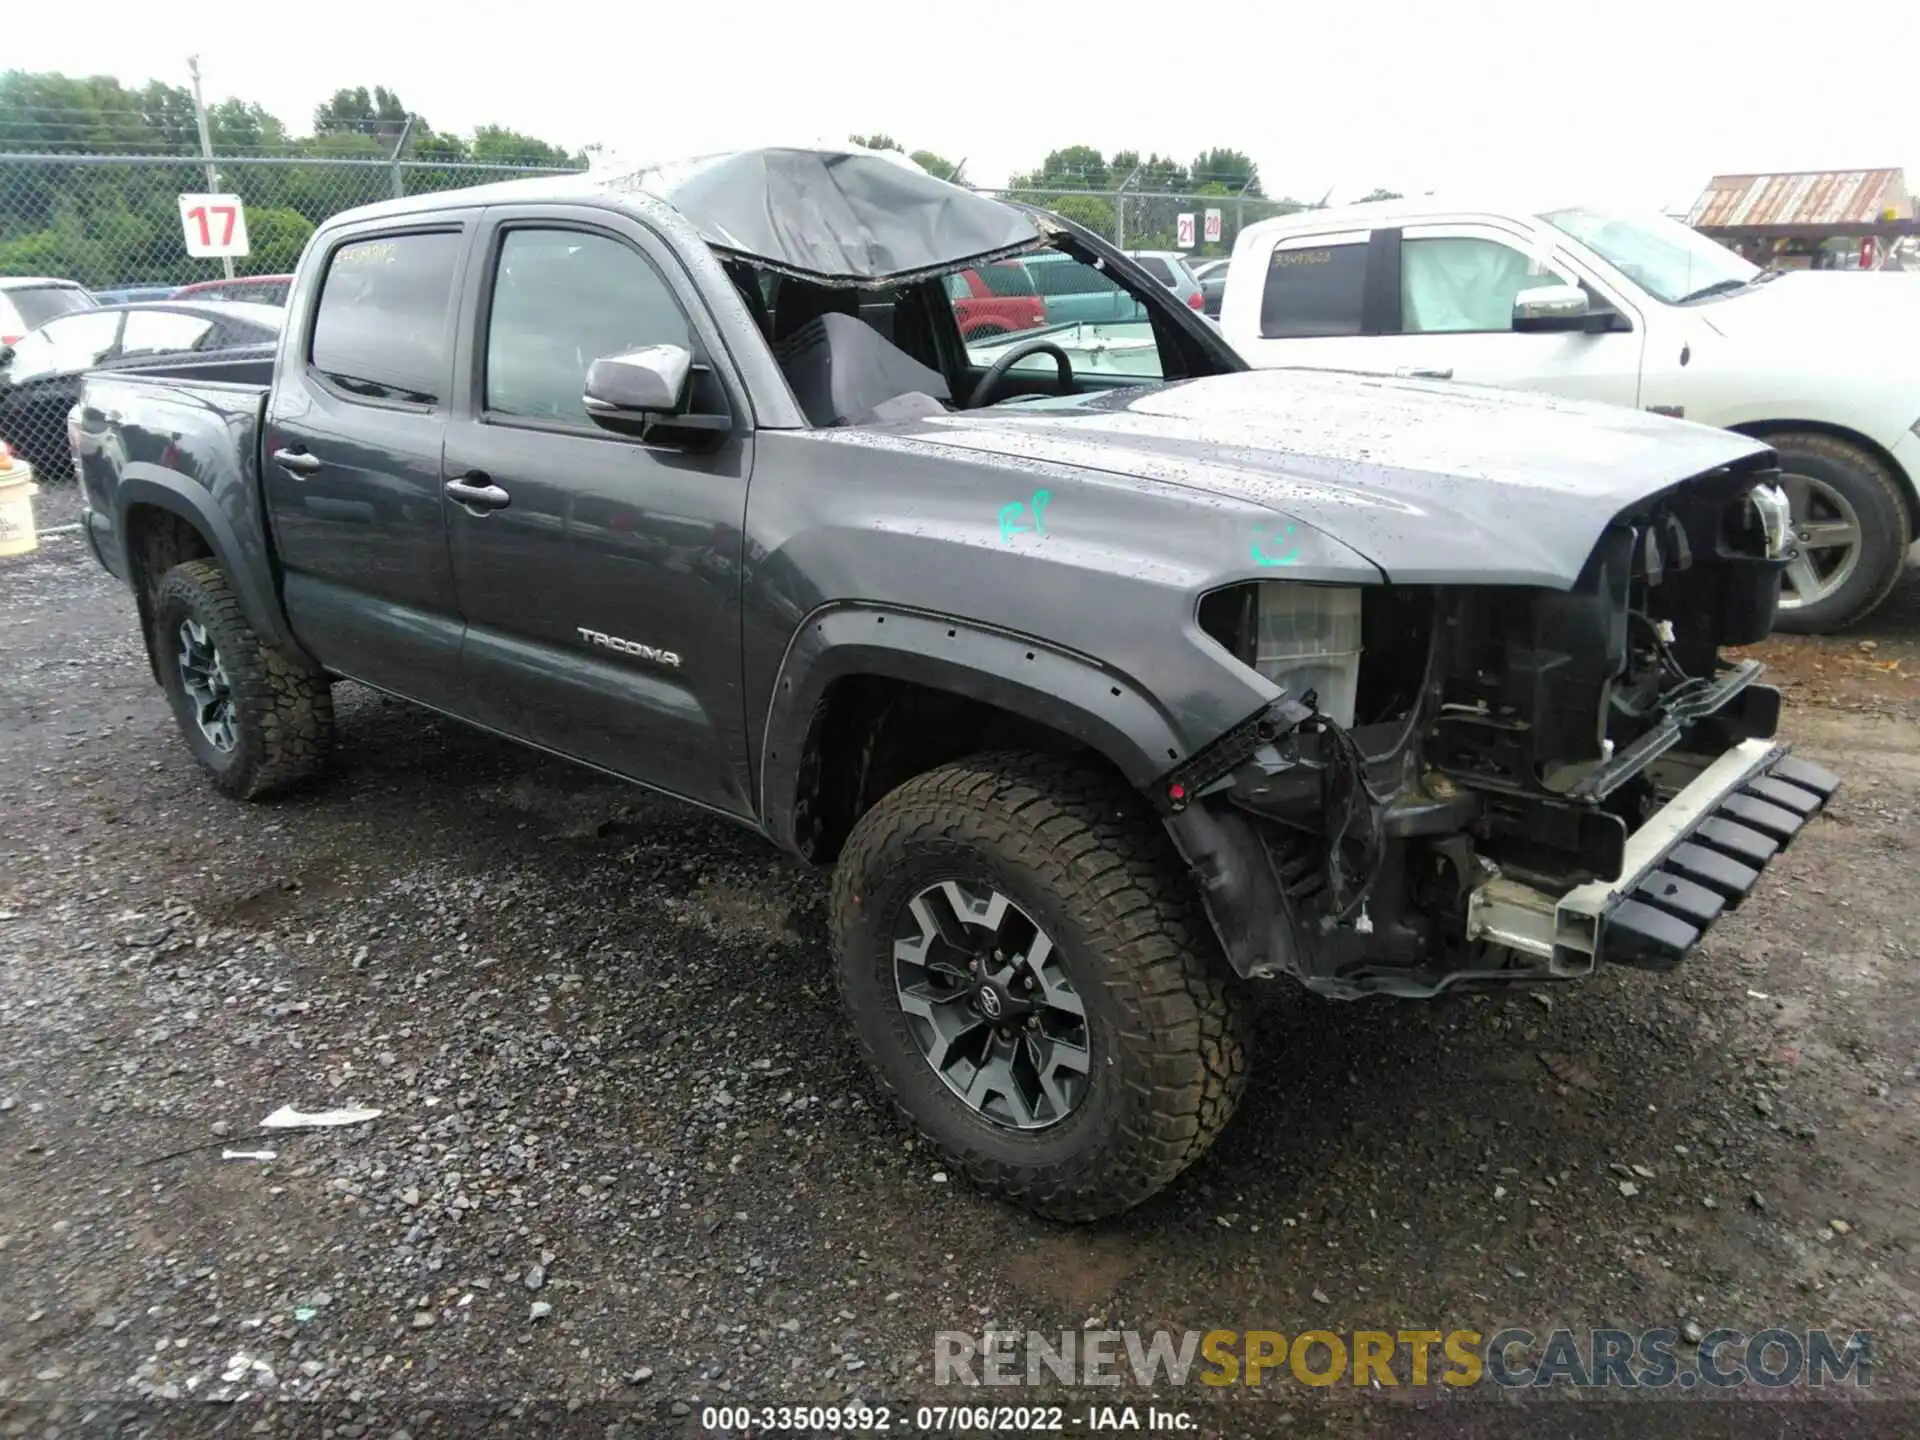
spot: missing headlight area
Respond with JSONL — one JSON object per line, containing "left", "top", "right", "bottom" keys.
{"left": 1185, "top": 463, "right": 1809, "bottom": 999}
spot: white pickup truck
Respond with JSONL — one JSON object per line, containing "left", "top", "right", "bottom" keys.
{"left": 1217, "top": 200, "right": 1920, "bottom": 632}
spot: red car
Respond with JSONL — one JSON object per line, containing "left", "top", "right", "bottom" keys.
{"left": 170, "top": 274, "right": 295, "bottom": 306}
{"left": 943, "top": 265, "right": 1046, "bottom": 340}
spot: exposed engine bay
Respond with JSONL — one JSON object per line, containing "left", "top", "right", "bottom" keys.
{"left": 1175, "top": 457, "right": 1837, "bottom": 998}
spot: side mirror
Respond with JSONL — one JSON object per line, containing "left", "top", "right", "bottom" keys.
{"left": 584, "top": 344, "right": 691, "bottom": 417}
{"left": 581, "top": 344, "right": 730, "bottom": 445}
{"left": 1512, "top": 284, "right": 1591, "bottom": 331}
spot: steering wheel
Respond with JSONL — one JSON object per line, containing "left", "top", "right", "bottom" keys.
{"left": 970, "top": 340, "right": 1074, "bottom": 409}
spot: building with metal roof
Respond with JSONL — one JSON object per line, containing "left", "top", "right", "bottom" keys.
{"left": 1688, "top": 169, "right": 1914, "bottom": 268}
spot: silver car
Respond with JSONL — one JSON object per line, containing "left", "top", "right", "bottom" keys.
{"left": 1124, "top": 250, "right": 1207, "bottom": 312}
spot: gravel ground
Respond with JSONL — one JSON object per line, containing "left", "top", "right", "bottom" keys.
{"left": 2, "top": 487, "right": 1917, "bottom": 1437}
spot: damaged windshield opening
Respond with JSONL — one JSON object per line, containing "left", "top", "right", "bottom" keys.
{"left": 602, "top": 146, "right": 1220, "bottom": 427}
{"left": 723, "top": 242, "right": 1175, "bottom": 428}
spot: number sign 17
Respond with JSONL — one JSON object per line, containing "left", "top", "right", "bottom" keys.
{"left": 178, "top": 193, "right": 252, "bottom": 259}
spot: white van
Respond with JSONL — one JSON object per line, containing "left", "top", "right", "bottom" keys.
{"left": 1218, "top": 201, "right": 1920, "bottom": 631}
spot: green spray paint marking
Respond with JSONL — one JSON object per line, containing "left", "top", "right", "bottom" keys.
{"left": 1251, "top": 524, "right": 1300, "bottom": 567}
{"left": 999, "top": 489, "right": 1052, "bottom": 544}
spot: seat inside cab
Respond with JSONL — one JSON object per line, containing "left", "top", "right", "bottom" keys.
{"left": 720, "top": 244, "right": 1189, "bottom": 427}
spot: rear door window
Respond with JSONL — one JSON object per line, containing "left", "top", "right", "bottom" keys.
{"left": 1260, "top": 238, "right": 1370, "bottom": 338}
{"left": 1135, "top": 256, "right": 1175, "bottom": 284}
{"left": 311, "top": 231, "right": 463, "bottom": 404}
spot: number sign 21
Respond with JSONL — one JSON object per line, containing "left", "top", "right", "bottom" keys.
{"left": 177, "top": 194, "right": 251, "bottom": 259}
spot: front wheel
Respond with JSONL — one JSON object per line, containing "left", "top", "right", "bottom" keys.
{"left": 829, "top": 752, "right": 1251, "bottom": 1221}
{"left": 1768, "top": 432, "right": 1912, "bottom": 633}
{"left": 152, "top": 559, "right": 335, "bottom": 799}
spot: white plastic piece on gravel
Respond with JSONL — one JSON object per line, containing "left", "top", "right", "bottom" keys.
{"left": 221, "top": 1149, "right": 278, "bottom": 1162}
{"left": 258, "top": 1105, "right": 383, "bottom": 1130}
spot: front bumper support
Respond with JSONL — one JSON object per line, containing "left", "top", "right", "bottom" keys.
{"left": 1467, "top": 739, "right": 1838, "bottom": 973}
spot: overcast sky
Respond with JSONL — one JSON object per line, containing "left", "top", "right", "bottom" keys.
{"left": 11, "top": 0, "right": 1918, "bottom": 209}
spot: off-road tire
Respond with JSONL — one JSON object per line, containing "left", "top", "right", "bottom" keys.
{"left": 152, "top": 559, "right": 334, "bottom": 800}
{"left": 830, "top": 751, "right": 1251, "bottom": 1221}
{"left": 1768, "top": 431, "right": 1912, "bottom": 633}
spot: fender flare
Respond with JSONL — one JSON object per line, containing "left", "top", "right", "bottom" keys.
{"left": 757, "top": 602, "right": 1188, "bottom": 852}
{"left": 116, "top": 467, "right": 307, "bottom": 658}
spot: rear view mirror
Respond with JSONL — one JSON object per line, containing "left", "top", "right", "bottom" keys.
{"left": 584, "top": 344, "right": 691, "bottom": 417}
{"left": 582, "top": 343, "right": 732, "bottom": 447}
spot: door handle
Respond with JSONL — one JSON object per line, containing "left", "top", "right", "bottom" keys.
{"left": 272, "top": 446, "right": 322, "bottom": 476}
{"left": 444, "top": 474, "right": 511, "bottom": 512}
{"left": 1394, "top": 366, "right": 1454, "bottom": 380}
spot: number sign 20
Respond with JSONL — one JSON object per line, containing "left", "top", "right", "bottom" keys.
{"left": 177, "top": 194, "right": 252, "bottom": 259}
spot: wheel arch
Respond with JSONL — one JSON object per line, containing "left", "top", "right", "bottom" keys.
{"left": 759, "top": 603, "right": 1188, "bottom": 864}
{"left": 117, "top": 467, "right": 308, "bottom": 668}
{"left": 1727, "top": 419, "right": 1919, "bottom": 531}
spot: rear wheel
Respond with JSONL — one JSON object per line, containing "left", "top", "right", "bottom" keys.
{"left": 829, "top": 752, "right": 1251, "bottom": 1221}
{"left": 153, "top": 559, "right": 334, "bottom": 799}
{"left": 1768, "top": 432, "right": 1911, "bottom": 633}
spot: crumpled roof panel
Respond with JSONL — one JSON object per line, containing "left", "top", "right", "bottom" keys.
{"left": 608, "top": 147, "right": 1045, "bottom": 286}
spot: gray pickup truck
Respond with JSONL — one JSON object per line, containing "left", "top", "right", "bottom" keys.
{"left": 72, "top": 146, "right": 1835, "bottom": 1221}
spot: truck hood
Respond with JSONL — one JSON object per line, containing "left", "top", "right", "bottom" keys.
{"left": 887, "top": 369, "right": 1772, "bottom": 587}
{"left": 1696, "top": 271, "right": 1920, "bottom": 360}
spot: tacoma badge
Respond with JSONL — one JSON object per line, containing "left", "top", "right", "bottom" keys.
{"left": 576, "top": 627, "right": 682, "bottom": 668}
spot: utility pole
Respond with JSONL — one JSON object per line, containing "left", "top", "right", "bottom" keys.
{"left": 1113, "top": 163, "right": 1142, "bottom": 249}
{"left": 389, "top": 114, "right": 417, "bottom": 199}
{"left": 186, "top": 56, "right": 234, "bottom": 280}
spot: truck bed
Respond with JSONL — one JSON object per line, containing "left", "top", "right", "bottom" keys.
{"left": 73, "top": 367, "right": 274, "bottom": 604}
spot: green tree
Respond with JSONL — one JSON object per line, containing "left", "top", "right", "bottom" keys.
{"left": 470, "top": 125, "right": 582, "bottom": 168}
{"left": 1012, "top": 145, "right": 1110, "bottom": 193}
{"left": 909, "top": 149, "right": 959, "bottom": 180}
{"left": 849, "top": 135, "right": 958, "bottom": 179}
{"left": 313, "top": 85, "right": 411, "bottom": 143}
{"left": 0, "top": 70, "right": 586, "bottom": 288}
{"left": 1045, "top": 192, "right": 1116, "bottom": 237}
{"left": 240, "top": 207, "right": 317, "bottom": 274}
{"left": 1190, "top": 147, "right": 1260, "bottom": 196}
{"left": 1355, "top": 187, "right": 1403, "bottom": 203}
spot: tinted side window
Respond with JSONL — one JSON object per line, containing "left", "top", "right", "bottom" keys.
{"left": 311, "top": 231, "right": 461, "bottom": 403}
{"left": 485, "top": 229, "right": 690, "bottom": 427}
{"left": 1260, "top": 241, "right": 1369, "bottom": 338}
{"left": 1135, "top": 256, "right": 1174, "bottom": 283}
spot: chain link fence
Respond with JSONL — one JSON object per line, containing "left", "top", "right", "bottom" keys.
{"left": 0, "top": 152, "right": 1302, "bottom": 481}
{"left": 984, "top": 186, "right": 1309, "bottom": 262}
{"left": 0, "top": 152, "right": 1308, "bottom": 297}
{"left": 0, "top": 153, "right": 586, "bottom": 292}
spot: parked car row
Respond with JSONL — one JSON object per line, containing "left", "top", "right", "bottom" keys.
{"left": 10, "top": 274, "right": 297, "bottom": 316}
{"left": 0, "top": 299, "right": 281, "bottom": 479}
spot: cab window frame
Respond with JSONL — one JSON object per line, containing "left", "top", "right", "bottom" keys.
{"left": 304, "top": 224, "right": 467, "bottom": 413}
{"left": 475, "top": 221, "right": 700, "bottom": 440}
